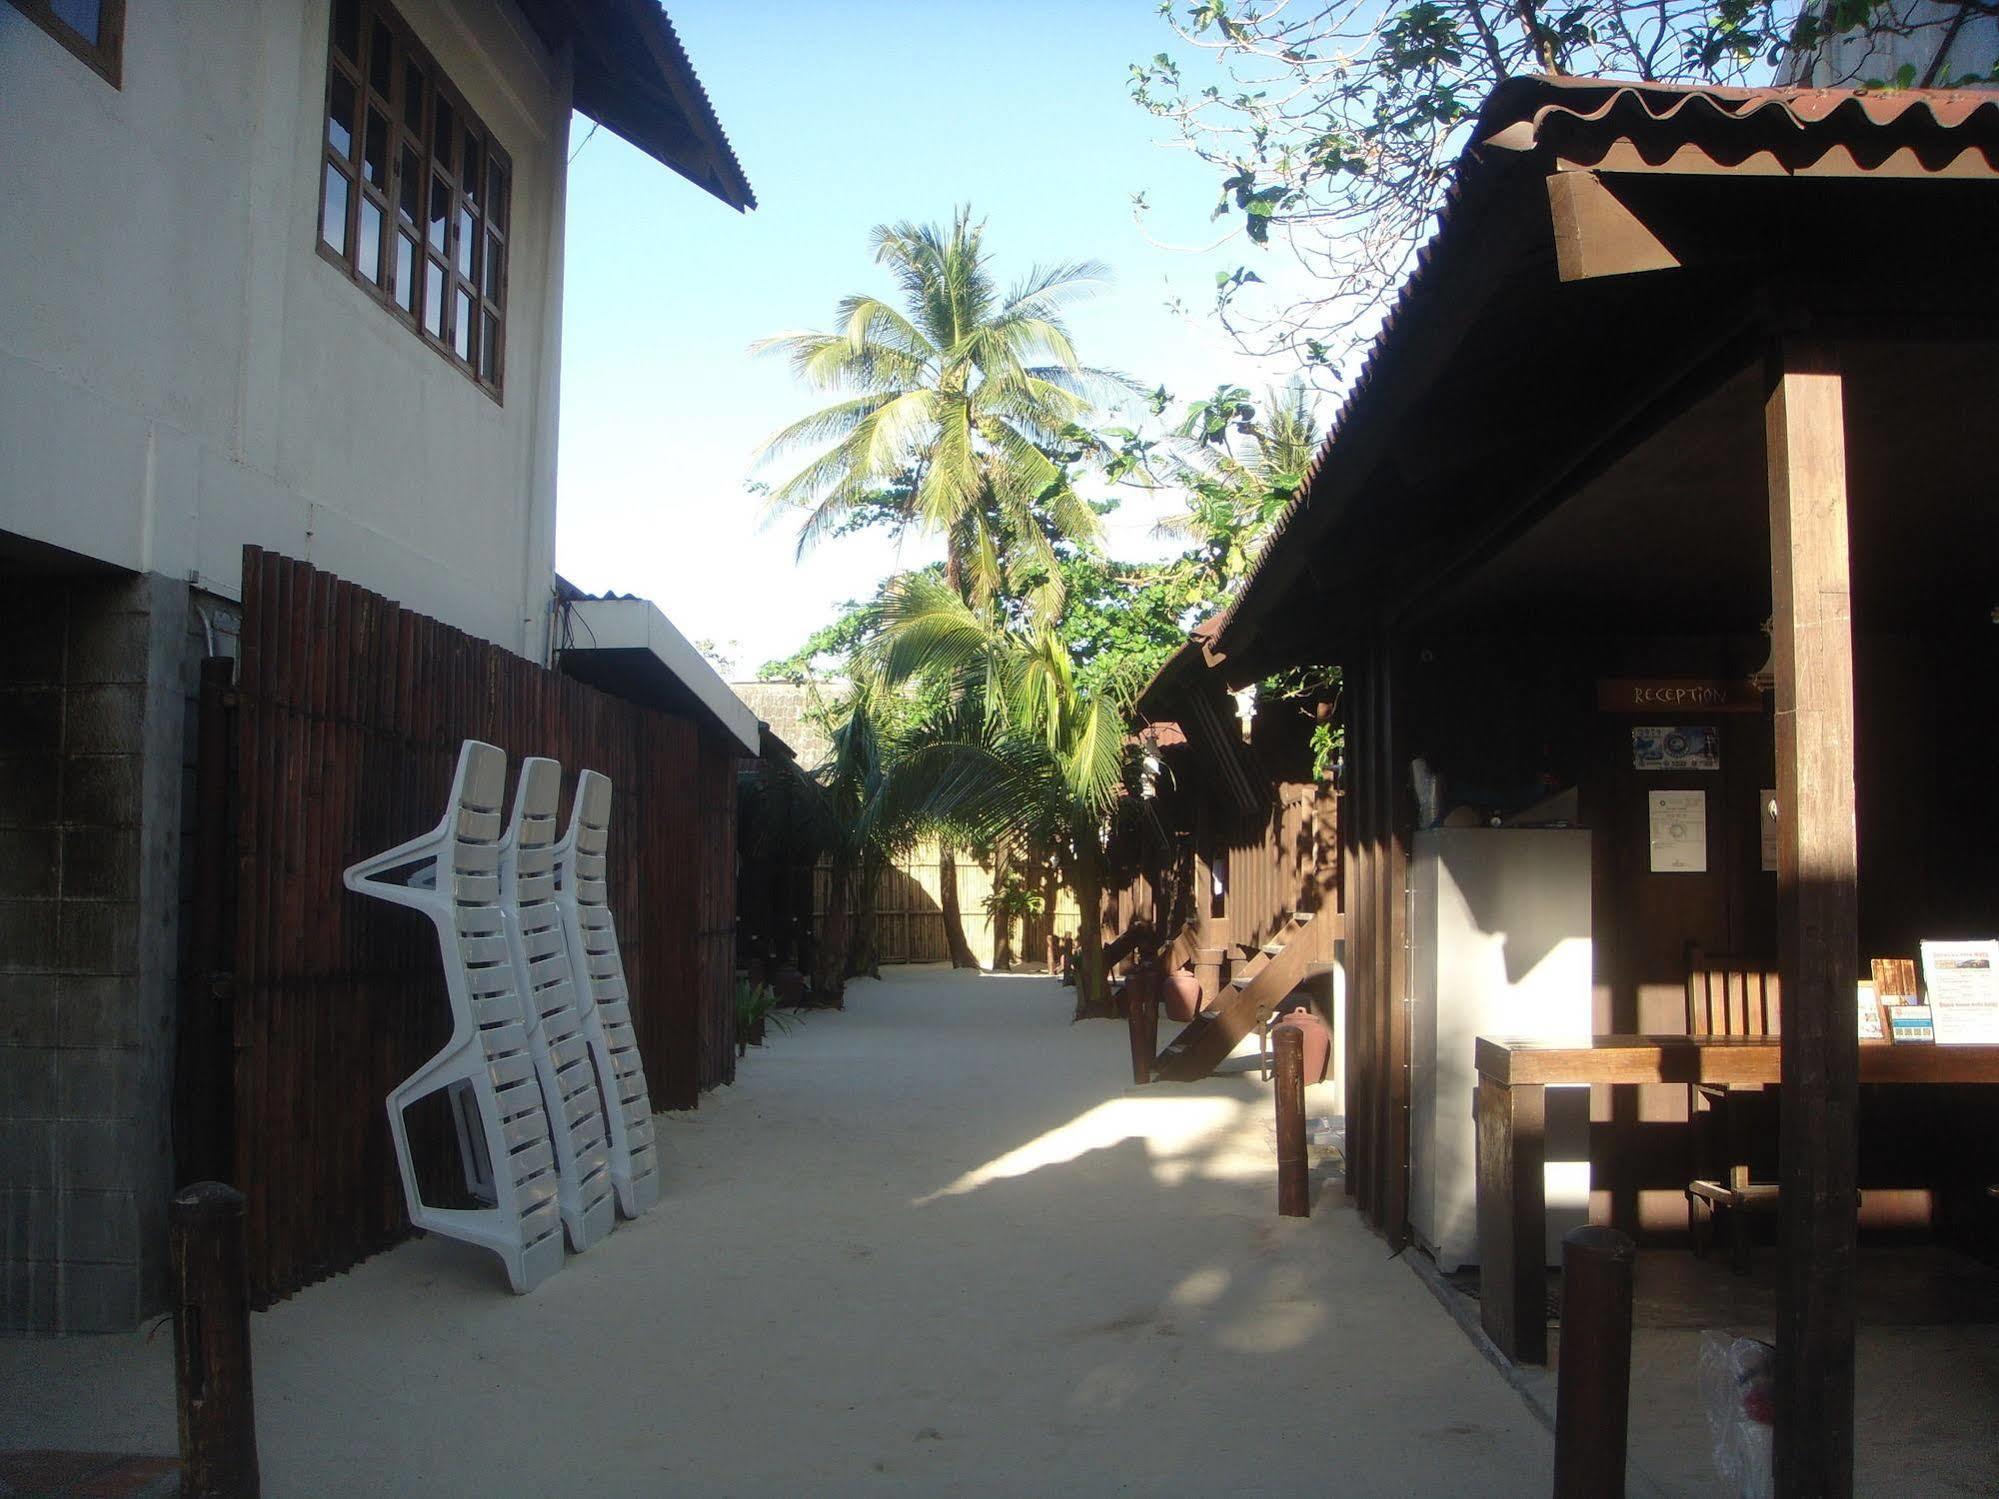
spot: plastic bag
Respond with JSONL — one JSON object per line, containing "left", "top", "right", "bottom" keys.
{"left": 1699, "top": 1331, "right": 1775, "bottom": 1498}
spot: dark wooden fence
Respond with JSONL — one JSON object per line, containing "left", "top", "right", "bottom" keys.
{"left": 186, "top": 547, "right": 739, "bottom": 1305}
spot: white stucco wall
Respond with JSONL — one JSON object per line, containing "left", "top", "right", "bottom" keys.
{"left": 0, "top": 0, "right": 571, "bottom": 658}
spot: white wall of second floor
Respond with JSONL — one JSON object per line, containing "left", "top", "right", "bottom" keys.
{"left": 0, "top": 0, "right": 574, "bottom": 658}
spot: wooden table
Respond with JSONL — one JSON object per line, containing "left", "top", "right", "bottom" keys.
{"left": 1473, "top": 1035, "right": 1999, "bottom": 1364}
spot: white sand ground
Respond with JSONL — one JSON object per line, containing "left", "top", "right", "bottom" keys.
{"left": 1, "top": 967, "right": 1557, "bottom": 1496}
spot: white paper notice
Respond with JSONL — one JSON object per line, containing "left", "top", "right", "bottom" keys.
{"left": 1857, "top": 980, "right": 1885, "bottom": 1042}
{"left": 1649, "top": 789, "right": 1707, "bottom": 873}
{"left": 1760, "top": 789, "right": 1779, "bottom": 872}
{"left": 1921, "top": 939, "right": 1999, "bottom": 1045}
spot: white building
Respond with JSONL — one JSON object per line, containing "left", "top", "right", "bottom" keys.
{"left": 0, "top": 0, "right": 752, "bottom": 1333}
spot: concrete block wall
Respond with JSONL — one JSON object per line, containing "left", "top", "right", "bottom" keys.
{"left": 1, "top": 572, "right": 187, "bottom": 1333}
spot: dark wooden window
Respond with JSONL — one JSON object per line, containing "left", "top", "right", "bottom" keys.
{"left": 9, "top": 0, "right": 125, "bottom": 87}
{"left": 317, "top": 0, "right": 511, "bottom": 400}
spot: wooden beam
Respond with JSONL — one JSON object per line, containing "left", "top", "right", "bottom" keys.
{"left": 1765, "top": 337, "right": 1860, "bottom": 1499}
{"left": 1547, "top": 170, "right": 1682, "bottom": 283}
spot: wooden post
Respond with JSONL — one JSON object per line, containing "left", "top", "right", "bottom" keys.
{"left": 1477, "top": 1075, "right": 1548, "bottom": 1364}
{"left": 1766, "top": 338, "right": 1860, "bottom": 1499}
{"left": 1553, "top": 1225, "right": 1635, "bottom": 1499}
{"left": 172, "top": 1182, "right": 259, "bottom": 1499}
{"left": 1275, "top": 1025, "right": 1309, "bottom": 1217}
{"left": 1126, "top": 969, "right": 1158, "bottom": 1086}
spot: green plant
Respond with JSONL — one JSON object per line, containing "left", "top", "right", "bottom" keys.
{"left": 982, "top": 867, "right": 1047, "bottom": 927}
{"left": 734, "top": 978, "right": 796, "bottom": 1040}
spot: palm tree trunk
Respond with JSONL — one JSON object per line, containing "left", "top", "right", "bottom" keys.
{"left": 937, "top": 840, "right": 979, "bottom": 969}
{"left": 1071, "top": 863, "right": 1112, "bottom": 1020}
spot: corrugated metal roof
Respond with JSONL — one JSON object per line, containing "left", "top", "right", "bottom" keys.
{"left": 515, "top": 0, "right": 755, "bottom": 211}
{"left": 1481, "top": 74, "right": 1999, "bottom": 175}
{"left": 644, "top": 3, "right": 756, "bottom": 209}
{"left": 1216, "top": 75, "right": 1999, "bottom": 654}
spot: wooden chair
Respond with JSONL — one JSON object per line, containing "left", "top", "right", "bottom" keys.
{"left": 1685, "top": 946, "right": 1781, "bottom": 1274}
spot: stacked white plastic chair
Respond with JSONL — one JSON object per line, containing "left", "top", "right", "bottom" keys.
{"left": 342, "top": 740, "right": 565, "bottom": 1294}
{"left": 553, "top": 770, "right": 661, "bottom": 1218}
{"left": 500, "top": 757, "right": 619, "bottom": 1251}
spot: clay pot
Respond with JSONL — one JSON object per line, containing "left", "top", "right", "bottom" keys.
{"left": 1161, "top": 972, "right": 1203, "bottom": 1023}
{"left": 1272, "top": 1007, "right": 1331, "bottom": 1084}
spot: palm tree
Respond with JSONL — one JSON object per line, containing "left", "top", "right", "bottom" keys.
{"left": 869, "top": 573, "right": 1136, "bottom": 1018}
{"left": 753, "top": 208, "right": 1124, "bottom": 618}
{"left": 1156, "top": 380, "right": 1322, "bottom": 590}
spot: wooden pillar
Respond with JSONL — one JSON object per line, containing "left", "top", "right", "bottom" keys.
{"left": 1191, "top": 803, "right": 1226, "bottom": 1006}
{"left": 1476, "top": 1074, "right": 1547, "bottom": 1364}
{"left": 1377, "top": 633, "right": 1411, "bottom": 1248}
{"left": 1343, "top": 653, "right": 1376, "bottom": 1213}
{"left": 172, "top": 1182, "right": 259, "bottom": 1498}
{"left": 1275, "top": 1026, "right": 1309, "bottom": 1217}
{"left": 1766, "top": 338, "right": 1860, "bottom": 1499}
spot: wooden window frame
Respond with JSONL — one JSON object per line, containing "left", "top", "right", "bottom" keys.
{"left": 9, "top": 0, "right": 125, "bottom": 88}
{"left": 315, "top": 0, "right": 511, "bottom": 403}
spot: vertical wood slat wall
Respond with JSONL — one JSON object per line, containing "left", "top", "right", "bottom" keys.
{"left": 1338, "top": 632, "right": 1410, "bottom": 1244}
{"left": 1218, "top": 781, "right": 1336, "bottom": 955}
{"left": 219, "top": 547, "right": 739, "bottom": 1305}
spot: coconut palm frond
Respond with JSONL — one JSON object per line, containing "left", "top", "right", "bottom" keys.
{"left": 836, "top": 294, "right": 937, "bottom": 363}
{"left": 752, "top": 392, "right": 903, "bottom": 469}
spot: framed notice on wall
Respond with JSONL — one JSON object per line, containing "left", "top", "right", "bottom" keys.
{"left": 1632, "top": 725, "right": 1720, "bottom": 772}
{"left": 1648, "top": 789, "right": 1707, "bottom": 873}
{"left": 1922, "top": 940, "right": 1999, "bottom": 1045}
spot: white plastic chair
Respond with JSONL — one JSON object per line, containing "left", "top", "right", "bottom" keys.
{"left": 500, "top": 757, "right": 617, "bottom": 1252}
{"left": 342, "top": 740, "right": 564, "bottom": 1293}
{"left": 553, "top": 770, "right": 661, "bottom": 1218}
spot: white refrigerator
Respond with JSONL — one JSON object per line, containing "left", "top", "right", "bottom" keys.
{"left": 1409, "top": 827, "right": 1593, "bottom": 1271}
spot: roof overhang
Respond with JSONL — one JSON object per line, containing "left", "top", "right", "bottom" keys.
{"left": 513, "top": 0, "right": 755, "bottom": 210}
{"left": 1211, "top": 75, "right": 1999, "bottom": 682}
{"left": 557, "top": 595, "right": 762, "bottom": 756}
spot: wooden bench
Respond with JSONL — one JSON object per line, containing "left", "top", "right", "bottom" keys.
{"left": 1473, "top": 1035, "right": 1999, "bottom": 1364}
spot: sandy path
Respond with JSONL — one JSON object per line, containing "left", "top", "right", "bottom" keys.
{"left": 2, "top": 967, "right": 1554, "bottom": 1495}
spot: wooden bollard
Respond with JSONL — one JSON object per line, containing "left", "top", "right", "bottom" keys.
{"left": 171, "top": 1182, "right": 260, "bottom": 1499}
{"left": 1125, "top": 971, "right": 1158, "bottom": 1085}
{"left": 1275, "top": 1025, "right": 1308, "bottom": 1217}
{"left": 1552, "top": 1224, "right": 1635, "bottom": 1499}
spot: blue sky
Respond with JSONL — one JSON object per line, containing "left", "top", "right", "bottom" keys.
{"left": 554, "top": 1, "right": 1306, "bottom": 675}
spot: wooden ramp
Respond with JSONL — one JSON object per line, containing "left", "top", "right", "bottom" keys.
{"left": 1154, "top": 909, "right": 1338, "bottom": 1082}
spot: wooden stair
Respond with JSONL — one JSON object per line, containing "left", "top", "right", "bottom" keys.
{"left": 1154, "top": 909, "right": 1326, "bottom": 1082}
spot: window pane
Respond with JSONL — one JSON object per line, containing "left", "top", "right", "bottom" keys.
{"left": 456, "top": 207, "right": 475, "bottom": 278}
{"left": 423, "top": 260, "right": 445, "bottom": 337}
{"left": 321, "top": 165, "right": 350, "bottom": 257}
{"left": 48, "top": 0, "right": 101, "bottom": 44}
{"left": 363, "top": 109, "right": 389, "bottom": 190}
{"left": 402, "top": 61, "right": 425, "bottom": 133}
{"left": 398, "top": 146, "right": 421, "bottom": 223}
{"left": 454, "top": 289, "right": 472, "bottom": 360}
{"left": 484, "top": 234, "right": 503, "bottom": 302}
{"left": 328, "top": 74, "right": 357, "bottom": 160}
{"left": 480, "top": 311, "right": 499, "bottom": 383}
{"left": 487, "top": 160, "right": 508, "bottom": 232}
{"left": 433, "top": 96, "right": 456, "bottom": 174}
{"left": 463, "top": 137, "right": 483, "bottom": 208}
{"left": 358, "top": 198, "right": 383, "bottom": 284}
{"left": 427, "top": 174, "right": 449, "bottom": 252}
{"left": 395, "top": 233, "right": 416, "bottom": 312}
{"left": 331, "top": 0, "right": 360, "bottom": 59}
{"left": 368, "top": 17, "right": 394, "bottom": 95}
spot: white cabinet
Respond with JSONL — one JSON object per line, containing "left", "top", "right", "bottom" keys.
{"left": 1410, "top": 828, "right": 1593, "bottom": 1271}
